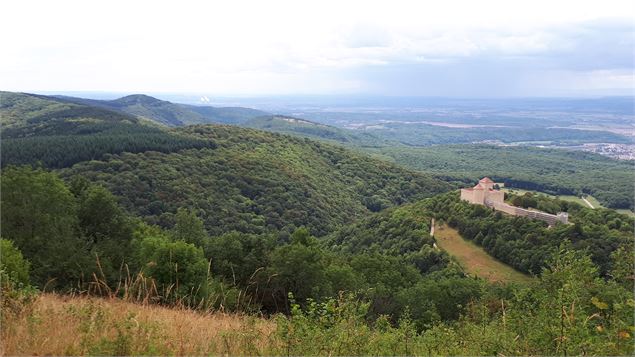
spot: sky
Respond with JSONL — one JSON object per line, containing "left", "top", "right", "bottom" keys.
{"left": 1, "top": 0, "right": 633, "bottom": 97}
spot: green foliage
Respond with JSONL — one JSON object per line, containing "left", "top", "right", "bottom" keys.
{"left": 137, "top": 234, "right": 210, "bottom": 303}
{"left": 0, "top": 166, "right": 89, "bottom": 288}
{"left": 171, "top": 208, "right": 208, "bottom": 246}
{"left": 326, "top": 205, "right": 433, "bottom": 256}
{"left": 0, "top": 239, "right": 38, "bottom": 324}
{"left": 203, "top": 231, "right": 276, "bottom": 287}
{"left": 75, "top": 182, "right": 137, "bottom": 285}
{"left": 244, "top": 115, "right": 386, "bottom": 147}
{"left": 62, "top": 125, "right": 451, "bottom": 237}
{"left": 0, "top": 239, "right": 31, "bottom": 286}
{"left": 268, "top": 228, "right": 330, "bottom": 308}
{"left": 270, "top": 248, "right": 633, "bottom": 355}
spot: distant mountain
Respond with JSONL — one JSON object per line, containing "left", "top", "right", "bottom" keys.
{"left": 0, "top": 92, "right": 214, "bottom": 168}
{"left": 244, "top": 115, "right": 390, "bottom": 147}
{"left": 1, "top": 91, "right": 141, "bottom": 138}
{"left": 55, "top": 94, "right": 269, "bottom": 127}
{"left": 182, "top": 104, "right": 269, "bottom": 125}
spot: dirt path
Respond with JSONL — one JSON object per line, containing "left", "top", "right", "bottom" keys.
{"left": 582, "top": 197, "right": 595, "bottom": 209}
{"left": 434, "top": 224, "right": 533, "bottom": 284}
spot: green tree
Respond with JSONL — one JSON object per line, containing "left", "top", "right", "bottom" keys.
{"left": 269, "top": 228, "right": 329, "bottom": 310}
{"left": 203, "top": 231, "right": 276, "bottom": 286}
{"left": 171, "top": 208, "right": 208, "bottom": 247}
{"left": 138, "top": 234, "right": 210, "bottom": 302}
{"left": 0, "top": 166, "right": 88, "bottom": 288}
{"left": 0, "top": 239, "right": 31, "bottom": 286}
{"left": 76, "top": 184, "right": 135, "bottom": 285}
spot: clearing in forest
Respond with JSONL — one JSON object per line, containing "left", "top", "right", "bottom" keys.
{"left": 434, "top": 224, "right": 533, "bottom": 284}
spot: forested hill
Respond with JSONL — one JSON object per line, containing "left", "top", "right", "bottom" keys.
{"left": 61, "top": 125, "right": 453, "bottom": 237}
{"left": 54, "top": 93, "right": 269, "bottom": 126}
{"left": 0, "top": 92, "right": 216, "bottom": 168}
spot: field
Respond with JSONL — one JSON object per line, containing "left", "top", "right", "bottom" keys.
{"left": 503, "top": 187, "right": 597, "bottom": 208}
{"left": 1, "top": 294, "right": 276, "bottom": 356}
{"left": 434, "top": 224, "right": 533, "bottom": 284}
{"left": 503, "top": 187, "right": 635, "bottom": 217}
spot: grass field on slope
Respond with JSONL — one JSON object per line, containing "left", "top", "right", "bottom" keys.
{"left": 3, "top": 294, "right": 275, "bottom": 356}
{"left": 434, "top": 224, "right": 533, "bottom": 284}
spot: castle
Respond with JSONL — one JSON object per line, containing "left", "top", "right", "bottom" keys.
{"left": 461, "top": 177, "right": 568, "bottom": 226}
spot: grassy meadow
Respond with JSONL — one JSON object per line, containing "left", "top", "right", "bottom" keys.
{"left": 434, "top": 224, "right": 533, "bottom": 284}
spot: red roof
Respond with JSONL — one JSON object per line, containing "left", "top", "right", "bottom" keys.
{"left": 472, "top": 183, "right": 484, "bottom": 190}
{"left": 479, "top": 177, "right": 494, "bottom": 183}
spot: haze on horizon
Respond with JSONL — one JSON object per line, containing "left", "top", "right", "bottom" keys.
{"left": 2, "top": 0, "right": 633, "bottom": 97}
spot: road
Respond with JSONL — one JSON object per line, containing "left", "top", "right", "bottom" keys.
{"left": 582, "top": 197, "right": 595, "bottom": 209}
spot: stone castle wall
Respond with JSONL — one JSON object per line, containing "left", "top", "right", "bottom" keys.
{"left": 460, "top": 178, "right": 569, "bottom": 226}
{"left": 487, "top": 201, "right": 568, "bottom": 226}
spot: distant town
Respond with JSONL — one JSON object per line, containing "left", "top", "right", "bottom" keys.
{"left": 478, "top": 141, "right": 635, "bottom": 161}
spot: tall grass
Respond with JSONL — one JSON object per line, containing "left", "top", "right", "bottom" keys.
{"left": 1, "top": 293, "right": 278, "bottom": 356}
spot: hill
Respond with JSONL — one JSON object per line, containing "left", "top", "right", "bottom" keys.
{"left": 183, "top": 104, "right": 269, "bottom": 125}
{"left": 1, "top": 91, "right": 452, "bottom": 236}
{"left": 1, "top": 91, "right": 141, "bottom": 137}
{"left": 56, "top": 94, "right": 269, "bottom": 126}
{"left": 61, "top": 125, "right": 453, "bottom": 237}
{"left": 0, "top": 92, "right": 215, "bottom": 168}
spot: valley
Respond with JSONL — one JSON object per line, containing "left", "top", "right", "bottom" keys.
{"left": 4, "top": 2, "right": 634, "bottom": 355}
{"left": 1, "top": 91, "right": 634, "bottom": 356}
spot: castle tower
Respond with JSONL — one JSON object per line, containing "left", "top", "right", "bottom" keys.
{"left": 478, "top": 177, "right": 495, "bottom": 190}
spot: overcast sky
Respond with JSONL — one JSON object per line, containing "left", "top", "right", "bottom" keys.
{"left": 2, "top": 0, "right": 633, "bottom": 97}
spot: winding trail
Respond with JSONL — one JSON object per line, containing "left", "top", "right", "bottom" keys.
{"left": 582, "top": 197, "right": 595, "bottom": 209}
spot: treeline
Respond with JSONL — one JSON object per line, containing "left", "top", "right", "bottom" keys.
{"left": 425, "top": 191, "right": 634, "bottom": 275}
{"left": 1, "top": 132, "right": 216, "bottom": 168}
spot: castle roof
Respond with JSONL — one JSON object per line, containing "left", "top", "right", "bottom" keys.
{"left": 479, "top": 177, "right": 494, "bottom": 183}
{"left": 472, "top": 183, "right": 484, "bottom": 190}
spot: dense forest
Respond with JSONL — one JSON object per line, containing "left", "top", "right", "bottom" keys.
{"left": 2, "top": 167, "right": 634, "bottom": 355}
{"left": 60, "top": 125, "right": 451, "bottom": 237}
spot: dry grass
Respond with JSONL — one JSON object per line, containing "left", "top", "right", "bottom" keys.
{"left": 1, "top": 293, "right": 278, "bottom": 356}
{"left": 434, "top": 224, "right": 533, "bottom": 284}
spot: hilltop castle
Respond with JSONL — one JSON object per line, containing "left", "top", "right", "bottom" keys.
{"left": 461, "top": 177, "right": 568, "bottom": 226}
{"left": 460, "top": 177, "right": 504, "bottom": 206}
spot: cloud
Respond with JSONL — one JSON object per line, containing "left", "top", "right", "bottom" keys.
{"left": 0, "top": 0, "right": 632, "bottom": 96}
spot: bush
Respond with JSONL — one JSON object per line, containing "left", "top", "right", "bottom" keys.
{"left": 0, "top": 239, "right": 30, "bottom": 286}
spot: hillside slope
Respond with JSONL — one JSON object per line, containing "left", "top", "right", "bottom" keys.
{"left": 61, "top": 125, "right": 453, "bottom": 237}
